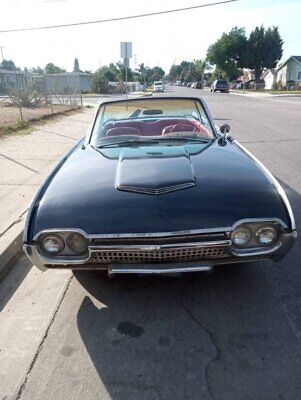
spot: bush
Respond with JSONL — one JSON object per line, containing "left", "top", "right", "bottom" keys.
{"left": 8, "top": 84, "right": 45, "bottom": 107}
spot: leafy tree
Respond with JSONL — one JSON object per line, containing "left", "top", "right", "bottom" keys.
{"left": 246, "top": 26, "right": 283, "bottom": 81}
{"left": 169, "top": 64, "right": 182, "bottom": 81}
{"left": 207, "top": 27, "right": 247, "bottom": 81}
{"left": 91, "top": 63, "right": 133, "bottom": 93}
{"left": 136, "top": 63, "right": 148, "bottom": 85}
{"left": 0, "top": 59, "right": 18, "bottom": 70}
{"left": 168, "top": 60, "right": 208, "bottom": 83}
{"left": 73, "top": 58, "right": 80, "bottom": 72}
{"left": 45, "top": 63, "right": 66, "bottom": 74}
{"left": 30, "top": 66, "right": 44, "bottom": 75}
{"left": 116, "top": 62, "right": 134, "bottom": 82}
{"left": 149, "top": 66, "right": 165, "bottom": 81}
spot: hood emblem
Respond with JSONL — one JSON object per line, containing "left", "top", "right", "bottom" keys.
{"left": 116, "top": 182, "right": 196, "bottom": 195}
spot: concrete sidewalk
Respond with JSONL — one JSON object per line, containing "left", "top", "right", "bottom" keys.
{"left": 0, "top": 108, "right": 95, "bottom": 273}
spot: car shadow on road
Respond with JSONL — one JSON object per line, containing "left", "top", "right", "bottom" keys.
{"left": 0, "top": 179, "right": 298, "bottom": 400}
{"left": 74, "top": 178, "right": 301, "bottom": 400}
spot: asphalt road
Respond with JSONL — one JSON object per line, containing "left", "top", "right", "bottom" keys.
{"left": 1, "top": 87, "right": 301, "bottom": 400}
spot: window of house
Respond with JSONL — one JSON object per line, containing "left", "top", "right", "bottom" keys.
{"left": 297, "top": 71, "right": 301, "bottom": 80}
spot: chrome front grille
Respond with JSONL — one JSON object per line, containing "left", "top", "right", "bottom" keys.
{"left": 90, "top": 246, "right": 229, "bottom": 264}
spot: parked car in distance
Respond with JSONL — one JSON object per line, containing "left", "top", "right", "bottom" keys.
{"left": 194, "top": 81, "right": 203, "bottom": 89}
{"left": 237, "top": 79, "right": 265, "bottom": 90}
{"left": 23, "top": 96, "right": 296, "bottom": 276}
{"left": 153, "top": 81, "right": 164, "bottom": 92}
{"left": 211, "top": 80, "right": 229, "bottom": 93}
{"left": 182, "top": 82, "right": 187, "bottom": 87}
{"left": 187, "top": 82, "right": 192, "bottom": 87}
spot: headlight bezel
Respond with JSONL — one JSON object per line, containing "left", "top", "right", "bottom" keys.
{"left": 255, "top": 226, "right": 277, "bottom": 246}
{"left": 231, "top": 226, "right": 252, "bottom": 247}
{"left": 66, "top": 232, "right": 89, "bottom": 255}
{"left": 231, "top": 221, "right": 281, "bottom": 250}
{"left": 37, "top": 230, "right": 89, "bottom": 258}
{"left": 40, "top": 234, "right": 65, "bottom": 256}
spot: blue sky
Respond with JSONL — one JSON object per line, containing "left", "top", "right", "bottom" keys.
{"left": 0, "top": 0, "right": 300, "bottom": 72}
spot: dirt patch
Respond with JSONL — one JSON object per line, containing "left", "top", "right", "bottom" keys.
{"left": 0, "top": 103, "right": 83, "bottom": 138}
{"left": 0, "top": 103, "right": 76, "bottom": 128}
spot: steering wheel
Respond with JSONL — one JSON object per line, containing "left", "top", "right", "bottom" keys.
{"left": 169, "top": 122, "right": 200, "bottom": 132}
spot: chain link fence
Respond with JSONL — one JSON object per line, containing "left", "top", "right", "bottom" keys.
{"left": 0, "top": 72, "right": 86, "bottom": 129}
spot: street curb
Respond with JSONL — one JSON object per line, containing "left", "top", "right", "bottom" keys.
{"left": 230, "top": 90, "right": 301, "bottom": 98}
{"left": 0, "top": 219, "right": 24, "bottom": 282}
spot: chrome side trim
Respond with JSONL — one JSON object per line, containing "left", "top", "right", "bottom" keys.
{"left": 231, "top": 218, "right": 287, "bottom": 230}
{"left": 32, "top": 228, "right": 89, "bottom": 242}
{"left": 232, "top": 242, "right": 282, "bottom": 257}
{"left": 235, "top": 141, "right": 296, "bottom": 231}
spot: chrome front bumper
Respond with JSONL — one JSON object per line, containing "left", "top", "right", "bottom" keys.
{"left": 23, "top": 231, "right": 296, "bottom": 274}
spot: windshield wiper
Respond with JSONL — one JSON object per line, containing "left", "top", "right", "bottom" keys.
{"left": 97, "top": 139, "right": 160, "bottom": 148}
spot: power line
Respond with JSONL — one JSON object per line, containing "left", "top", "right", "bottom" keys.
{"left": 0, "top": 0, "right": 238, "bottom": 33}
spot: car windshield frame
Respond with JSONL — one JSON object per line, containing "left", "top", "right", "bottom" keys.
{"left": 88, "top": 97, "right": 217, "bottom": 146}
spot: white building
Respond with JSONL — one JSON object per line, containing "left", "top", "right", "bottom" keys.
{"left": 262, "top": 69, "right": 276, "bottom": 90}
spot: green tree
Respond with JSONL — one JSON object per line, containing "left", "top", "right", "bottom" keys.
{"left": 0, "top": 59, "right": 17, "bottom": 70}
{"left": 169, "top": 64, "right": 182, "bottom": 81}
{"left": 45, "top": 63, "right": 66, "bottom": 74}
{"left": 73, "top": 58, "right": 80, "bottom": 72}
{"left": 30, "top": 66, "right": 44, "bottom": 75}
{"left": 150, "top": 66, "right": 165, "bottom": 81}
{"left": 207, "top": 27, "right": 248, "bottom": 80}
{"left": 246, "top": 26, "right": 283, "bottom": 82}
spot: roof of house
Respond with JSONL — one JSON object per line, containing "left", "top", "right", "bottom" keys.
{"left": 0, "top": 69, "right": 24, "bottom": 75}
{"left": 263, "top": 68, "right": 276, "bottom": 78}
{"left": 45, "top": 72, "right": 92, "bottom": 77}
{"left": 292, "top": 56, "right": 301, "bottom": 63}
{"left": 277, "top": 56, "right": 301, "bottom": 71}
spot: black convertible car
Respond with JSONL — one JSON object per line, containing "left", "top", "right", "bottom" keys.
{"left": 23, "top": 96, "right": 296, "bottom": 275}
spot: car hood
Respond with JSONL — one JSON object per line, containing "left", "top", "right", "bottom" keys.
{"left": 32, "top": 141, "right": 288, "bottom": 237}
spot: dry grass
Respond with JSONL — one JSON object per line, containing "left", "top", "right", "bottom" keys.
{"left": 0, "top": 102, "right": 76, "bottom": 128}
{"left": 0, "top": 102, "right": 82, "bottom": 137}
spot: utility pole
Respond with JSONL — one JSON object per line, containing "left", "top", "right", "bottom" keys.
{"left": 0, "top": 46, "right": 5, "bottom": 61}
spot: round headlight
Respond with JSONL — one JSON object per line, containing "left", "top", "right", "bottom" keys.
{"left": 40, "top": 234, "right": 64, "bottom": 255}
{"left": 232, "top": 227, "right": 252, "bottom": 247}
{"left": 66, "top": 232, "right": 88, "bottom": 254}
{"left": 255, "top": 226, "right": 277, "bottom": 245}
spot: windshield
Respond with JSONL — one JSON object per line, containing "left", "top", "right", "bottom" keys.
{"left": 90, "top": 98, "right": 215, "bottom": 147}
{"left": 154, "top": 81, "right": 163, "bottom": 86}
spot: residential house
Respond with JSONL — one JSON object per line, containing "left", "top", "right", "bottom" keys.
{"left": 45, "top": 72, "right": 93, "bottom": 94}
{"left": 262, "top": 69, "right": 276, "bottom": 90}
{"left": 276, "top": 56, "right": 301, "bottom": 89}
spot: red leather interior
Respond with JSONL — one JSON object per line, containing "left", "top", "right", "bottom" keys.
{"left": 104, "top": 118, "right": 211, "bottom": 138}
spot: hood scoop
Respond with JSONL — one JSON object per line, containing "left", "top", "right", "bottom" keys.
{"left": 115, "top": 149, "right": 196, "bottom": 195}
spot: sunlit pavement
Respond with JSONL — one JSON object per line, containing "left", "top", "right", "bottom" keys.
{"left": 1, "top": 86, "right": 301, "bottom": 400}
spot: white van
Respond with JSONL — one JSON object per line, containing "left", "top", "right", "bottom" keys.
{"left": 153, "top": 81, "right": 164, "bottom": 92}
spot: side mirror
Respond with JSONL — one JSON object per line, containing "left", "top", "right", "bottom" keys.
{"left": 220, "top": 124, "right": 230, "bottom": 134}
{"left": 218, "top": 124, "right": 232, "bottom": 146}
